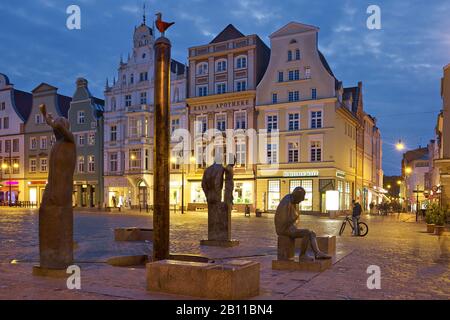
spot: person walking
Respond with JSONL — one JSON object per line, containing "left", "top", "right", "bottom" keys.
{"left": 352, "top": 200, "right": 362, "bottom": 236}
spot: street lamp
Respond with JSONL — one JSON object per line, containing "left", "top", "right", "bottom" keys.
{"left": 405, "top": 167, "right": 412, "bottom": 175}
{"left": 396, "top": 140, "right": 405, "bottom": 151}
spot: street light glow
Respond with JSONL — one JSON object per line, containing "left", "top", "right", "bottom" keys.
{"left": 405, "top": 167, "right": 412, "bottom": 174}
{"left": 396, "top": 140, "right": 405, "bottom": 151}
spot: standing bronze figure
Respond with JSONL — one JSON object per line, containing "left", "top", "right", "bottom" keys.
{"left": 35, "top": 104, "right": 76, "bottom": 271}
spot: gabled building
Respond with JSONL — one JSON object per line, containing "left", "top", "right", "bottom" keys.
{"left": 68, "top": 78, "right": 104, "bottom": 208}
{"left": 24, "top": 83, "right": 71, "bottom": 206}
{"left": 255, "top": 22, "right": 383, "bottom": 213}
{"left": 186, "top": 24, "right": 270, "bottom": 211}
{"left": 103, "top": 16, "right": 188, "bottom": 209}
{"left": 0, "top": 73, "right": 32, "bottom": 204}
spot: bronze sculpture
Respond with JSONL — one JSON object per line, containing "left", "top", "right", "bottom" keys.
{"left": 275, "top": 187, "right": 331, "bottom": 261}
{"left": 36, "top": 104, "right": 76, "bottom": 270}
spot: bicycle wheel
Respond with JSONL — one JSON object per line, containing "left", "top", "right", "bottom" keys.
{"left": 358, "top": 222, "right": 369, "bottom": 237}
{"left": 339, "top": 221, "right": 346, "bottom": 236}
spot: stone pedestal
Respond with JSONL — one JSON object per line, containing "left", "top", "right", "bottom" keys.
{"left": 32, "top": 266, "right": 70, "bottom": 278}
{"left": 272, "top": 258, "right": 332, "bottom": 272}
{"left": 277, "top": 235, "right": 295, "bottom": 260}
{"left": 201, "top": 202, "right": 239, "bottom": 247}
{"left": 114, "top": 228, "right": 153, "bottom": 242}
{"left": 147, "top": 259, "right": 259, "bottom": 299}
{"left": 295, "top": 235, "right": 336, "bottom": 256}
{"left": 38, "top": 205, "right": 73, "bottom": 270}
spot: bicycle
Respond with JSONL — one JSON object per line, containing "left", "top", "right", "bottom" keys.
{"left": 339, "top": 216, "right": 369, "bottom": 237}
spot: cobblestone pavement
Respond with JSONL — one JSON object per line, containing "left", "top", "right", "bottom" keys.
{"left": 0, "top": 208, "right": 448, "bottom": 300}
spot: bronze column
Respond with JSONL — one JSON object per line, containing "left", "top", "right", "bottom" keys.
{"left": 153, "top": 36, "right": 171, "bottom": 261}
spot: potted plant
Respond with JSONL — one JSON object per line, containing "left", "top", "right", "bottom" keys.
{"left": 425, "top": 203, "right": 436, "bottom": 233}
{"left": 434, "top": 207, "right": 448, "bottom": 236}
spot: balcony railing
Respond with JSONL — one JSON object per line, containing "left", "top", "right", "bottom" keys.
{"left": 126, "top": 104, "right": 152, "bottom": 113}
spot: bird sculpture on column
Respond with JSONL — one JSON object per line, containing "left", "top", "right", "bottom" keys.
{"left": 155, "top": 12, "right": 175, "bottom": 37}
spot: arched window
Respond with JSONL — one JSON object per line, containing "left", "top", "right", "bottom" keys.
{"left": 287, "top": 50, "right": 293, "bottom": 61}
{"left": 296, "top": 49, "right": 301, "bottom": 60}
{"left": 216, "top": 59, "right": 227, "bottom": 72}
{"left": 196, "top": 62, "right": 208, "bottom": 76}
{"left": 235, "top": 55, "right": 247, "bottom": 69}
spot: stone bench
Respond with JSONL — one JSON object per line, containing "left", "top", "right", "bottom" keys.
{"left": 147, "top": 259, "right": 260, "bottom": 299}
{"left": 114, "top": 228, "right": 153, "bottom": 242}
{"left": 295, "top": 235, "right": 336, "bottom": 256}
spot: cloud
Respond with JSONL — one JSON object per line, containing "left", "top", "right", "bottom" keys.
{"left": 120, "top": 4, "right": 141, "bottom": 15}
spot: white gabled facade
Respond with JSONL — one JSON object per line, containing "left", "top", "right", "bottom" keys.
{"left": 103, "top": 19, "right": 188, "bottom": 209}
{"left": 0, "top": 73, "right": 31, "bottom": 204}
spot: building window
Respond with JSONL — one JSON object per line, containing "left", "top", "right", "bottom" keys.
{"left": 125, "top": 95, "right": 132, "bottom": 107}
{"left": 236, "top": 140, "right": 246, "bottom": 167}
{"left": 290, "top": 180, "right": 313, "bottom": 211}
{"left": 12, "top": 139, "right": 19, "bottom": 153}
{"left": 235, "top": 111, "right": 246, "bottom": 130}
{"left": 272, "top": 93, "right": 278, "bottom": 104}
{"left": 78, "top": 156, "right": 85, "bottom": 173}
{"left": 129, "top": 149, "right": 141, "bottom": 170}
{"left": 35, "top": 114, "right": 42, "bottom": 124}
{"left": 310, "top": 141, "right": 322, "bottom": 162}
{"left": 130, "top": 73, "right": 134, "bottom": 84}
{"left": 195, "top": 143, "right": 206, "bottom": 169}
{"left": 288, "top": 113, "right": 300, "bottom": 131}
{"left": 235, "top": 80, "right": 247, "bottom": 92}
{"left": 0, "top": 102, "right": 5, "bottom": 110}
{"left": 88, "top": 155, "right": 95, "bottom": 172}
{"left": 267, "top": 144, "right": 278, "bottom": 164}
{"left": 109, "top": 153, "right": 118, "bottom": 172}
{"left": 305, "top": 67, "right": 311, "bottom": 79}
{"left": 3, "top": 117, "right": 9, "bottom": 129}
{"left": 268, "top": 180, "right": 281, "bottom": 210}
{"left": 236, "top": 56, "right": 247, "bottom": 69}
{"left": 110, "top": 125, "right": 117, "bottom": 142}
{"left": 311, "top": 111, "right": 323, "bottom": 128}
{"left": 278, "top": 71, "right": 284, "bottom": 83}
{"left": 312, "top": 88, "right": 317, "bottom": 100}
{"left": 288, "top": 70, "right": 300, "bottom": 81}
{"left": 30, "top": 137, "right": 37, "bottom": 150}
{"left": 171, "top": 118, "right": 181, "bottom": 134}
{"left": 88, "top": 133, "right": 95, "bottom": 145}
{"left": 5, "top": 140, "right": 10, "bottom": 153}
{"left": 216, "top": 114, "right": 226, "bottom": 132}
{"left": 77, "top": 111, "right": 85, "bottom": 124}
{"left": 29, "top": 159, "right": 37, "bottom": 173}
{"left": 129, "top": 118, "right": 140, "bottom": 138}
{"left": 40, "top": 158, "right": 48, "bottom": 172}
{"left": 288, "top": 91, "right": 300, "bottom": 102}
{"left": 40, "top": 136, "right": 48, "bottom": 150}
{"left": 288, "top": 50, "right": 293, "bottom": 61}
{"left": 196, "top": 62, "right": 208, "bottom": 76}
{"left": 216, "top": 83, "right": 227, "bottom": 94}
{"left": 171, "top": 150, "right": 180, "bottom": 170}
{"left": 296, "top": 49, "right": 301, "bottom": 60}
{"left": 216, "top": 59, "right": 227, "bottom": 72}
{"left": 140, "top": 92, "right": 147, "bottom": 105}
{"left": 267, "top": 115, "right": 278, "bottom": 132}
{"left": 139, "top": 72, "right": 148, "bottom": 82}
{"left": 78, "top": 134, "right": 85, "bottom": 146}
{"left": 196, "top": 115, "right": 207, "bottom": 134}
{"left": 288, "top": 142, "right": 299, "bottom": 163}
{"left": 197, "top": 85, "right": 208, "bottom": 97}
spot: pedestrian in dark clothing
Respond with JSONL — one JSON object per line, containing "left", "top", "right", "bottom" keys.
{"left": 352, "top": 200, "right": 362, "bottom": 236}
{"left": 245, "top": 205, "right": 251, "bottom": 217}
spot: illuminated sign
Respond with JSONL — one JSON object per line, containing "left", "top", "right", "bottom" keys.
{"left": 336, "top": 171, "right": 346, "bottom": 179}
{"left": 326, "top": 190, "right": 339, "bottom": 211}
{"left": 283, "top": 171, "right": 319, "bottom": 178}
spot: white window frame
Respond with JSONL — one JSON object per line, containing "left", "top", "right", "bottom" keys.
{"left": 78, "top": 156, "right": 85, "bottom": 173}
{"left": 88, "top": 155, "right": 95, "bottom": 173}
{"left": 215, "top": 113, "right": 227, "bottom": 132}
{"left": 309, "top": 135, "right": 323, "bottom": 162}
{"left": 88, "top": 132, "right": 95, "bottom": 145}
{"left": 236, "top": 139, "right": 246, "bottom": 167}
{"left": 77, "top": 111, "right": 85, "bottom": 124}
{"left": 196, "top": 62, "right": 208, "bottom": 76}
{"left": 287, "top": 140, "right": 300, "bottom": 163}
{"left": 78, "top": 134, "right": 85, "bottom": 146}
{"left": 235, "top": 79, "right": 247, "bottom": 92}
{"left": 266, "top": 113, "right": 279, "bottom": 133}
{"left": 234, "top": 110, "right": 247, "bottom": 130}
{"left": 267, "top": 143, "right": 278, "bottom": 164}
{"left": 287, "top": 112, "right": 300, "bottom": 131}
{"left": 195, "top": 115, "right": 208, "bottom": 134}
{"left": 235, "top": 55, "right": 247, "bottom": 70}
{"left": 197, "top": 85, "right": 208, "bottom": 97}
{"left": 215, "top": 59, "right": 227, "bottom": 73}
{"left": 30, "top": 137, "right": 37, "bottom": 150}
{"left": 40, "top": 136, "right": 48, "bottom": 150}
{"left": 216, "top": 82, "right": 227, "bottom": 95}
{"left": 109, "top": 153, "right": 118, "bottom": 172}
{"left": 40, "top": 158, "right": 48, "bottom": 172}
{"left": 29, "top": 159, "right": 37, "bottom": 173}
{"left": 310, "top": 107, "right": 324, "bottom": 129}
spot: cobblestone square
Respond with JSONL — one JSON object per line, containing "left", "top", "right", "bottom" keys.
{"left": 0, "top": 209, "right": 448, "bottom": 300}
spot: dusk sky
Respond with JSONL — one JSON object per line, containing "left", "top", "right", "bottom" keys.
{"left": 0, "top": 0, "right": 448, "bottom": 175}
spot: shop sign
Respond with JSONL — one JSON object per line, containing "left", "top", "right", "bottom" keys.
{"left": 336, "top": 171, "right": 346, "bottom": 179}
{"left": 193, "top": 99, "right": 250, "bottom": 112}
{"left": 283, "top": 171, "right": 319, "bottom": 178}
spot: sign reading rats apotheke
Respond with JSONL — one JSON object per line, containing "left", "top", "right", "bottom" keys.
{"left": 192, "top": 99, "right": 251, "bottom": 112}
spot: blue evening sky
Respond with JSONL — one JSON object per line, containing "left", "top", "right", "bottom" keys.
{"left": 0, "top": 0, "right": 449, "bottom": 175}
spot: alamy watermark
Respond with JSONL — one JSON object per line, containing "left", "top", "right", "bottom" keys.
{"left": 366, "top": 5, "right": 381, "bottom": 30}
{"left": 66, "top": 265, "right": 81, "bottom": 290}
{"left": 366, "top": 265, "right": 381, "bottom": 290}
{"left": 66, "top": 5, "right": 81, "bottom": 30}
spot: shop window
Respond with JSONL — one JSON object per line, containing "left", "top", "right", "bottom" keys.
{"left": 191, "top": 182, "right": 206, "bottom": 203}
{"left": 290, "top": 180, "right": 313, "bottom": 211}
{"left": 268, "top": 180, "right": 280, "bottom": 211}
{"left": 233, "top": 182, "right": 252, "bottom": 204}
